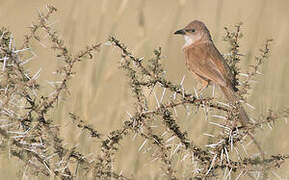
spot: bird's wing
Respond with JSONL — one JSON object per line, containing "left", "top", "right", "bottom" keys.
{"left": 206, "top": 43, "right": 234, "bottom": 83}
{"left": 185, "top": 42, "right": 232, "bottom": 87}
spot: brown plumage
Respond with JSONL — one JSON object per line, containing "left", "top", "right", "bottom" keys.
{"left": 175, "top": 20, "right": 249, "bottom": 126}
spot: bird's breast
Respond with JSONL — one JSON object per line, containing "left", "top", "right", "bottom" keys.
{"left": 184, "top": 46, "right": 205, "bottom": 63}
{"left": 184, "top": 49, "right": 199, "bottom": 72}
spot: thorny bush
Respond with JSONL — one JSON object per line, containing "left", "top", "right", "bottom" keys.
{"left": 0, "top": 4, "right": 288, "bottom": 180}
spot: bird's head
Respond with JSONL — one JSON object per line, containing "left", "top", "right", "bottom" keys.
{"left": 174, "top": 20, "right": 212, "bottom": 47}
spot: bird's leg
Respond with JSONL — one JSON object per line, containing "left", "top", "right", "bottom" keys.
{"left": 197, "top": 80, "right": 209, "bottom": 97}
{"left": 212, "top": 84, "right": 215, "bottom": 97}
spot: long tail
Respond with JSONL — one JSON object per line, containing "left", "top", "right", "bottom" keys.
{"left": 219, "top": 86, "right": 250, "bottom": 126}
{"left": 220, "top": 86, "right": 265, "bottom": 159}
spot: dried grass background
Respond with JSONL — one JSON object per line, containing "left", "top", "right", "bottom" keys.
{"left": 0, "top": 0, "right": 289, "bottom": 179}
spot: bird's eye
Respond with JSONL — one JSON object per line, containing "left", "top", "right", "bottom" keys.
{"left": 191, "top": 29, "right": 195, "bottom": 32}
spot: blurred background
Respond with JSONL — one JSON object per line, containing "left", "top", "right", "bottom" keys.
{"left": 0, "top": 0, "right": 289, "bottom": 179}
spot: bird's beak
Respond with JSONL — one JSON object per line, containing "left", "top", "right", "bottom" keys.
{"left": 174, "top": 29, "right": 185, "bottom": 35}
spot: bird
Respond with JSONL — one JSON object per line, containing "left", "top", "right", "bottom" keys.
{"left": 174, "top": 20, "right": 249, "bottom": 126}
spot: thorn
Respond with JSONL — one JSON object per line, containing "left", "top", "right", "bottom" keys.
{"left": 149, "top": 125, "right": 158, "bottom": 128}
{"left": 173, "top": 107, "right": 178, "bottom": 117}
{"left": 267, "top": 122, "right": 273, "bottom": 130}
{"left": 14, "top": 48, "right": 31, "bottom": 53}
{"left": 161, "top": 131, "right": 167, "bottom": 137}
{"left": 246, "top": 139, "right": 253, "bottom": 147}
{"left": 171, "top": 143, "right": 182, "bottom": 158}
{"left": 20, "top": 57, "right": 34, "bottom": 66}
{"left": 271, "top": 171, "right": 282, "bottom": 180}
{"left": 43, "top": 160, "right": 53, "bottom": 175}
{"left": 2, "top": 56, "right": 8, "bottom": 71}
{"left": 224, "top": 147, "right": 230, "bottom": 164}
{"left": 245, "top": 102, "right": 256, "bottom": 110}
{"left": 132, "top": 133, "right": 137, "bottom": 141}
{"left": 180, "top": 75, "right": 185, "bottom": 86}
{"left": 229, "top": 131, "right": 234, "bottom": 151}
{"left": 190, "top": 153, "right": 195, "bottom": 164}
{"left": 0, "top": 31, "right": 5, "bottom": 39}
{"left": 205, "top": 154, "right": 217, "bottom": 175}
{"left": 235, "top": 170, "right": 245, "bottom": 180}
{"left": 8, "top": 128, "right": 31, "bottom": 135}
{"left": 181, "top": 153, "right": 189, "bottom": 162}
{"left": 153, "top": 90, "right": 160, "bottom": 108}
{"left": 172, "top": 92, "right": 177, "bottom": 100}
{"left": 203, "top": 133, "right": 215, "bottom": 137}
{"left": 234, "top": 147, "right": 241, "bottom": 161}
{"left": 209, "top": 121, "right": 231, "bottom": 131}
{"left": 256, "top": 71, "right": 264, "bottom": 75}
{"left": 48, "top": 90, "right": 57, "bottom": 97}
{"left": 256, "top": 171, "right": 261, "bottom": 179}
{"left": 211, "top": 114, "right": 227, "bottom": 120}
{"left": 45, "top": 4, "right": 50, "bottom": 12}
{"left": 145, "top": 157, "right": 158, "bottom": 166}
{"left": 138, "top": 139, "right": 147, "bottom": 152}
{"left": 203, "top": 106, "right": 209, "bottom": 121}
{"left": 37, "top": 40, "right": 47, "bottom": 48}
{"left": 159, "top": 88, "right": 166, "bottom": 103}
{"left": 46, "top": 20, "right": 59, "bottom": 27}
{"left": 224, "top": 167, "right": 233, "bottom": 180}
{"left": 193, "top": 87, "right": 199, "bottom": 98}
{"left": 165, "top": 143, "right": 173, "bottom": 148}
{"left": 181, "top": 86, "right": 185, "bottom": 98}
{"left": 104, "top": 41, "right": 112, "bottom": 46}
{"left": 206, "top": 139, "right": 225, "bottom": 148}
{"left": 47, "top": 81, "right": 63, "bottom": 87}
{"left": 126, "top": 111, "right": 133, "bottom": 118}
{"left": 216, "top": 101, "right": 231, "bottom": 108}
{"left": 241, "top": 142, "right": 249, "bottom": 156}
{"left": 249, "top": 117, "right": 256, "bottom": 124}
{"left": 185, "top": 105, "right": 191, "bottom": 116}
{"left": 0, "top": 122, "right": 17, "bottom": 128}
{"left": 223, "top": 167, "right": 229, "bottom": 179}
{"left": 166, "top": 136, "right": 176, "bottom": 143}
{"left": 220, "top": 149, "right": 224, "bottom": 163}
{"left": 45, "top": 153, "right": 58, "bottom": 161}
{"left": 239, "top": 73, "right": 249, "bottom": 77}
{"left": 8, "top": 34, "right": 13, "bottom": 50}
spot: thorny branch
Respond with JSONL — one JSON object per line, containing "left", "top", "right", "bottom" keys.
{"left": 0, "top": 5, "right": 116, "bottom": 180}
{"left": 0, "top": 4, "right": 288, "bottom": 180}
{"left": 106, "top": 25, "right": 289, "bottom": 178}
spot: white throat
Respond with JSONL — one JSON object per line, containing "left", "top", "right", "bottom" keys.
{"left": 183, "top": 34, "right": 202, "bottom": 48}
{"left": 184, "top": 35, "right": 193, "bottom": 47}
